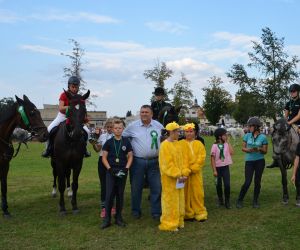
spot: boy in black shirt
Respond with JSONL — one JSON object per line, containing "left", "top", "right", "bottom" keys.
{"left": 101, "top": 119, "right": 133, "bottom": 229}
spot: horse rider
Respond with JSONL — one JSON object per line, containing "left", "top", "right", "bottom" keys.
{"left": 41, "top": 76, "right": 91, "bottom": 158}
{"left": 151, "top": 87, "right": 172, "bottom": 121}
{"left": 267, "top": 83, "right": 300, "bottom": 168}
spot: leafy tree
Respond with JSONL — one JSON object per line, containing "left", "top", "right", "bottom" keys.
{"left": 232, "top": 90, "right": 265, "bottom": 124}
{"left": 227, "top": 27, "right": 299, "bottom": 121}
{"left": 62, "top": 39, "right": 97, "bottom": 108}
{"left": 202, "top": 76, "right": 232, "bottom": 125}
{"left": 143, "top": 60, "right": 173, "bottom": 101}
{"left": 170, "top": 73, "right": 193, "bottom": 111}
{"left": 0, "top": 97, "right": 14, "bottom": 114}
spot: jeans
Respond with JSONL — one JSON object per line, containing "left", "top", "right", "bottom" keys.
{"left": 130, "top": 157, "right": 161, "bottom": 217}
{"left": 98, "top": 156, "right": 107, "bottom": 208}
{"left": 238, "top": 159, "right": 265, "bottom": 201}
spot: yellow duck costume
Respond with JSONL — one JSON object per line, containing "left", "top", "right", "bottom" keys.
{"left": 179, "top": 123, "right": 207, "bottom": 221}
{"left": 159, "top": 122, "right": 191, "bottom": 231}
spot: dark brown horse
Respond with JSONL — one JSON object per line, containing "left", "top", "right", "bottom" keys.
{"left": 157, "top": 105, "right": 181, "bottom": 127}
{"left": 50, "top": 90, "right": 90, "bottom": 215}
{"left": 0, "top": 95, "right": 48, "bottom": 217}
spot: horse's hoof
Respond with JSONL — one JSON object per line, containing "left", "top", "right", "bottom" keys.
{"left": 72, "top": 209, "right": 79, "bottom": 215}
{"left": 59, "top": 210, "right": 67, "bottom": 216}
{"left": 3, "top": 212, "right": 12, "bottom": 219}
{"left": 52, "top": 188, "right": 57, "bottom": 197}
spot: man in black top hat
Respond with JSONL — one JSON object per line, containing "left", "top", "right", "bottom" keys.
{"left": 151, "top": 87, "right": 171, "bottom": 121}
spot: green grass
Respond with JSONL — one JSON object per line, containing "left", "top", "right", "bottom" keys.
{"left": 1, "top": 137, "right": 300, "bottom": 250}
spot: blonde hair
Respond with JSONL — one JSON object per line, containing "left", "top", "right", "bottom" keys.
{"left": 104, "top": 118, "right": 114, "bottom": 128}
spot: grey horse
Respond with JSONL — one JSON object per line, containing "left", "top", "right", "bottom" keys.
{"left": 271, "top": 118, "right": 299, "bottom": 204}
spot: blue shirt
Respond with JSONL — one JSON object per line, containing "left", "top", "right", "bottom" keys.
{"left": 122, "top": 119, "right": 164, "bottom": 158}
{"left": 243, "top": 132, "right": 268, "bottom": 161}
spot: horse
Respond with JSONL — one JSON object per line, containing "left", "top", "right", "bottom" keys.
{"left": 227, "top": 127, "right": 244, "bottom": 146}
{"left": 157, "top": 105, "right": 181, "bottom": 127}
{"left": 271, "top": 118, "right": 299, "bottom": 204}
{"left": 50, "top": 90, "right": 90, "bottom": 215}
{"left": 0, "top": 95, "right": 48, "bottom": 217}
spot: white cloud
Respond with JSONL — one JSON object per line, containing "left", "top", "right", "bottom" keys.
{"left": 145, "top": 21, "right": 189, "bottom": 35}
{"left": 81, "top": 38, "right": 144, "bottom": 50}
{"left": 30, "top": 11, "right": 120, "bottom": 24}
{"left": 19, "top": 45, "right": 61, "bottom": 55}
{"left": 0, "top": 9, "right": 23, "bottom": 23}
{"left": 212, "top": 31, "right": 259, "bottom": 48}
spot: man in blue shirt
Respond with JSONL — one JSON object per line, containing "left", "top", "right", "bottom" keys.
{"left": 123, "top": 105, "right": 164, "bottom": 220}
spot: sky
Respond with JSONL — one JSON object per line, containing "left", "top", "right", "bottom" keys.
{"left": 1, "top": 0, "right": 300, "bottom": 117}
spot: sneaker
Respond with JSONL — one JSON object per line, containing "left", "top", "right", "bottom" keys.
{"left": 236, "top": 199, "right": 243, "bottom": 209}
{"left": 100, "top": 208, "right": 106, "bottom": 218}
{"left": 111, "top": 207, "right": 116, "bottom": 215}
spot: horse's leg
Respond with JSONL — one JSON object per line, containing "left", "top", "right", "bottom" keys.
{"left": 66, "top": 169, "right": 72, "bottom": 197}
{"left": 57, "top": 163, "right": 67, "bottom": 215}
{"left": 71, "top": 163, "right": 82, "bottom": 214}
{"left": 52, "top": 163, "right": 57, "bottom": 197}
{"left": 1, "top": 163, "right": 11, "bottom": 217}
{"left": 280, "top": 165, "right": 289, "bottom": 204}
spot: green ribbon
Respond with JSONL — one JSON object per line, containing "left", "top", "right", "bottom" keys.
{"left": 65, "top": 107, "right": 69, "bottom": 118}
{"left": 18, "top": 106, "right": 30, "bottom": 127}
{"left": 217, "top": 144, "right": 225, "bottom": 161}
{"left": 150, "top": 130, "right": 158, "bottom": 150}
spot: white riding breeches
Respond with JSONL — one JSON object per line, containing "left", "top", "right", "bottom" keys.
{"left": 48, "top": 112, "right": 90, "bottom": 139}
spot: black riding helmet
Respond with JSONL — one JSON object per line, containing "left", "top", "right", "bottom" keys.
{"left": 154, "top": 87, "right": 165, "bottom": 96}
{"left": 214, "top": 128, "right": 227, "bottom": 140}
{"left": 68, "top": 76, "right": 80, "bottom": 86}
{"left": 289, "top": 84, "right": 300, "bottom": 93}
{"left": 247, "top": 117, "right": 262, "bottom": 128}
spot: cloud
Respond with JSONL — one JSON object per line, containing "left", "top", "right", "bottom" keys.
{"left": 145, "top": 21, "right": 189, "bottom": 35}
{"left": 30, "top": 11, "right": 120, "bottom": 24}
{"left": 81, "top": 38, "right": 144, "bottom": 50}
{"left": 212, "top": 31, "right": 259, "bottom": 49}
{"left": 19, "top": 45, "right": 61, "bottom": 55}
{"left": 0, "top": 9, "right": 24, "bottom": 23}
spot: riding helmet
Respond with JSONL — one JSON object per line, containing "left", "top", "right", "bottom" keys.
{"left": 289, "top": 84, "right": 300, "bottom": 92}
{"left": 68, "top": 76, "right": 80, "bottom": 86}
{"left": 214, "top": 128, "right": 227, "bottom": 140}
{"left": 154, "top": 87, "right": 165, "bottom": 96}
{"left": 247, "top": 117, "right": 262, "bottom": 127}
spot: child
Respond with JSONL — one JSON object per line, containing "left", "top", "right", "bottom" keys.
{"left": 291, "top": 141, "right": 300, "bottom": 206}
{"left": 42, "top": 76, "right": 91, "bottom": 157}
{"left": 159, "top": 122, "right": 191, "bottom": 231}
{"left": 101, "top": 119, "right": 133, "bottom": 229}
{"left": 91, "top": 118, "right": 114, "bottom": 218}
{"left": 179, "top": 123, "right": 207, "bottom": 221}
{"left": 151, "top": 87, "right": 171, "bottom": 120}
{"left": 210, "top": 128, "right": 234, "bottom": 209}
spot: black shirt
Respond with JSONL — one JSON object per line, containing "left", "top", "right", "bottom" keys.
{"left": 285, "top": 98, "right": 300, "bottom": 125}
{"left": 102, "top": 136, "right": 133, "bottom": 169}
{"left": 151, "top": 101, "right": 171, "bottom": 120}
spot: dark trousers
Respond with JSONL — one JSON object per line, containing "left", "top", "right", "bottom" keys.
{"left": 295, "top": 166, "right": 300, "bottom": 199}
{"left": 104, "top": 171, "right": 127, "bottom": 221}
{"left": 238, "top": 159, "right": 265, "bottom": 201}
{"left": 98, "top": 156, "right": 107, "bottom": 208}
{"left": 216, "top": 166, "right": 230, "bottom": 202}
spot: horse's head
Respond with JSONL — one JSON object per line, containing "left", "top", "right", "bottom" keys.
{"left": 272, "top": 118, "right": 292, "bottom": 154}
{"left": 64, "top": 90, "right": 90, "bottom": 138}
{"left": 158, "top": 105, "right": 181, "bottom": 127}
{"left": 15, "top": 95, "right": 48, "bottom": 142}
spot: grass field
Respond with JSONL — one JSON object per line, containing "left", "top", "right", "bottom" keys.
{"left": 1, "top": 136, "right": 300, "bottom": 250}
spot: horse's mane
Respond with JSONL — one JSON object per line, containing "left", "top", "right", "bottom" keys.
{"left": 0, "top": 102, "right": 17, "bottom": 125}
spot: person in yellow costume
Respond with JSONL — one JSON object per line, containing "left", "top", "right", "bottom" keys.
{"left": 179, "top": 123, "right": 207, "bottom": 221}
{"left": 158, "top": 122, "right": 191, "bottom": 231}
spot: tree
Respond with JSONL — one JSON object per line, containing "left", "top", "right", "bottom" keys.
{"left": 202, "top": 76, "right": 232, "bottom": 125}
{"left": 62, "top": 39, "right": 97, "bottom": 108}
{"left": 227, "top": 27, "right": 299, "bottom": 121}
{"left": 143, "top": 60, "right": 173, "bottom": 101}
{"left": 0, "top": 97, "right": 14, "bottom": 114}
{"left": 170, "top": 73, "right": 193, "bottom": 110}
{"left": 232, "top": 90, "right": 265, "bottom": 124}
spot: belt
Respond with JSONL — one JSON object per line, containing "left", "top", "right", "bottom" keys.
{"left": 134, "top": 156, "right": 158, "bottom": 161}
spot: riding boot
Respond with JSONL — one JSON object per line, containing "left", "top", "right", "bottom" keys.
{"left": 41, "top": 139, "right": 53, "bottom": 158}
{"left": 266, "top": 159, "right": 278, "bottom": 168}
{"left": 236, "top": 199, "right": 243, "bottom": 209}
